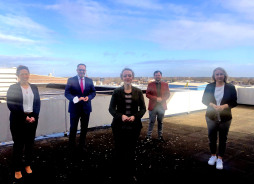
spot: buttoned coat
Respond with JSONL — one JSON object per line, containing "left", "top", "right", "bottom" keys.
{"left": 65, "top": 76, "right": 96, "bottom": 114}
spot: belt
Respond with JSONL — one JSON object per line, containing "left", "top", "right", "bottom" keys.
{"left": 24, "top": 112, "right": 33, "bottom": 115}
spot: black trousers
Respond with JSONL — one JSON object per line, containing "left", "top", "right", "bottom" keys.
{"left": 206, "top": 117, "right": 231, "bottom": 157}
{"left": 10, "top": 114, "right": 38, "bottom": 171}
{"left": 69, "top": 112, "right": 90, "bottom": 148}
{"left": 112, "top": 123, "right": 141, "bottom": 178}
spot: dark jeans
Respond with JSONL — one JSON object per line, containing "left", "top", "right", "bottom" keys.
{"left": 147, "top": 104, "right": 165, "bottom": 137}
{"left": 10, "top": 115, "right": 38, "bottom": 171}
{"left": 112, "top": 123, "right": 141, "bottom": 178}
{"left": 206, "top": 117, "right": 231, "bottom": 157}
{"left": 69, "top": 112, "right": 90, "bottom": 148}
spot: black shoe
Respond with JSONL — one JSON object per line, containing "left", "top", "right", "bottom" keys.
{"left": 126, "top": 176, "right": 137, "bottom": 184}
{"left": 13, "top": 177, "right": 23, "bottom": 184}
{"left": 78, "top": 144, "right": 87, "bottom": 154}
{"left": 158, "top": 136, "right": 165, "bottom": 142}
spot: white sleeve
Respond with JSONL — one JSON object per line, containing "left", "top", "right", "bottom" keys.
{"left": 73, "top": 96, "right": 79, "bottom": 104}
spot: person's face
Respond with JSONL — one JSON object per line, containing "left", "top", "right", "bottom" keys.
{"left": 214, "top": 69, "right": 225, "bottom": 83}
{"left": 77, "top": 65, "right": 86, "bottom": 78}
{"left": 122, "top": 70, "right": 133, "bottom": 85}
{"left": 154, "top": 72, "right": 162, "bottom": 82}
{"left": 18, "top": 69, "right": 30, "bottom": 83}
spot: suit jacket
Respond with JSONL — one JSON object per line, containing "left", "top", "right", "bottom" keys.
{"left": 7, "top": 83, "right": 41, "bottom": 124}
{"left": 65, "top": 76, "right": 96, "bottom": 114}
{"left": 202, "top": 82, "right": 237, "bottom": 121}
{"left": 146, "top": 81, "right": 170, "bottom": 111}
{"left": 109, "top": 86, "right": 146, "bottom": 129}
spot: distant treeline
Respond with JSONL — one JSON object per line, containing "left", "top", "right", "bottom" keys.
{"left": 90, "top": 76, "right": 254, "bottom": 85}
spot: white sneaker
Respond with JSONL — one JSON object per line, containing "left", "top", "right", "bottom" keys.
{"left": 208, "top": 156, "right": 217, "bottom": 165}
{"left": 216, "top": 158, "right": 223, "bottom": 170}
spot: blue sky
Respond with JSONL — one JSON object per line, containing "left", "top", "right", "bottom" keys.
{"left": 0, "top": 0, "right": 254, "bottom": 77}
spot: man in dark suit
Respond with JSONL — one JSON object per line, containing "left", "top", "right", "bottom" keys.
{"left": 145, "top": 70, "right": 170, "bottom": 142}
{"left": 65, "top": 64, "right": 96, "bottom": 151}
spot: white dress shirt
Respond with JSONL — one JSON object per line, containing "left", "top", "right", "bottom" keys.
{"left": 21, "top": 85, "right": 34, "bottom": 113}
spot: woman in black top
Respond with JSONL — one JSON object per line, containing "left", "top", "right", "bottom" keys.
{"left": 7, "top": 65, "right": 41, "bottom": 180}
{"left": 109, "top": 68, "right": 146, "bottom": 182}
{"left": 202, "top": 67, "right": 237, "bottom": 170}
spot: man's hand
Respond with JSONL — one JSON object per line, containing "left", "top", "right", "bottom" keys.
{"left": 83, "top": 96, "right": 89, "bottom": 101}
{"left": 79, "top": 96, "right": 89, "bottom": 102}
{"left": 157, "top": 97, "right": 162, "bottom": 102}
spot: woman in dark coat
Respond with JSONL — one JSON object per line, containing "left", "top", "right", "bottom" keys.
{"left": 7, "top": 65, "right": 41, "bottom": 181}
{"left": 202, "top": 67, "right": 237, "bottom": 170}
{"left": 109, "top": 68, "right": 146, "bottom": 182}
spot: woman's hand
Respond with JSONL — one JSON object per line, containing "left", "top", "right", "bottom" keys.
{"left": 217, "top": 104, "right": 229, "bottom": 112}
{"left": 209, "top": 103, "right": 228, "bottom": 111}
{"left": 122, "top": 115, "right": 135, "bottom": 122}
{"left": 129, "top": 116, "right": 135, "bottom": 122}
{"left": 26, "top": 116, "right": 35, "bottom": 123}
{"left": 122, "top": 115, "right": 129, "bottom": 122}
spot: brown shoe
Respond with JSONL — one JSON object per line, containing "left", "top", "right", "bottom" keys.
{"left": 25, "top": 166, "right": 33, "bottom": 174}
{"left": 15, "top": 171, "right": 22, "bottom": 179}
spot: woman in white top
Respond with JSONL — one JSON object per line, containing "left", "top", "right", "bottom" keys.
{"left": 202, "top": 67, "right": 237, "bottom": 170}
{"left": 7, "top": 65, "right": 41, "bottom": 181}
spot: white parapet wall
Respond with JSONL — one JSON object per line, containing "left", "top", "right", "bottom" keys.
{"left": 237, "top": 87, "right": 254, "bottom": 105}
{"left": 0, "top": 90, "right": 208, "bottom": 143}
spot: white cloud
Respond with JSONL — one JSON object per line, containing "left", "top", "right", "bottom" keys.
{"left": 113, "top": 0, "right": 163, "bottom": 10}
{"left": 46, "top": 0, "right": 109, "bottom": 26}
{"left": 220, "top": 0, "right": 254, "bottom": 20}
{"left": 146, "top": 19, "right": 254, "bottom": 50}
{"left": 0, "top": 33, "right": 36, "bottom": 44}
{"left": 45, "top": 0, "right": 188, "bottom": 40}
{"left": 113, "top": 0, "right": 188, "bottom": 14}
{"left": 0, "top": 14, "right": 53, "bottom": 39}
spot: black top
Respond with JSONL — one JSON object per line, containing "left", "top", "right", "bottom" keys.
{"left": 109, "top": 86, "right": 146, "bottom": 129}
{"left": 7, "top": 83, "right": 41, "bottom": 124}
{"left": 202, "top": 82, "right": 237, "bottom": 121}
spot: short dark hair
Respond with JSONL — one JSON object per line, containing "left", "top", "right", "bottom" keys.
{"left": 77, "top": 63, "right": 86, "bottom": 68}
{"left": 154, "top": 70, "right": 162, "bottom": 76}
{"left": 120, "top": 68, "right": 135, "bottom": 79}
{"left": 16, "top": 65, "right": 30, "bottom": 76}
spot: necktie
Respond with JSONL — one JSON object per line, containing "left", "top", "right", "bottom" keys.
{"left": 80, "top": 78, "right": 84, "bottom": 93}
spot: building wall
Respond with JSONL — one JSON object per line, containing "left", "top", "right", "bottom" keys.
{"left": 0, "top": 68, "right": 17, "bottom": 98}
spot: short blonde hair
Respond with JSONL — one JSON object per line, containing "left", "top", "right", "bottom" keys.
{"left": 212, "top": 67, "right": 228, "bottom": 82}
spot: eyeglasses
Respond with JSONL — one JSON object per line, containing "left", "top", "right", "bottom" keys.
{"left": 78, "top": 69, "right": 86, "bottom": 72}
{"left": 123, "top": 74, "right": 132, "bottom": 78}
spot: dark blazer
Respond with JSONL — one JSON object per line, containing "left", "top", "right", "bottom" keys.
{"left": 109, "top": 86, "right": 146, "bottom": 129}
{"left": 202, "top": 82, "right": 237, "bottom": 121}
{"left": 65, "top": 76, "right": 96, "bottom": 114}
{"left": 7, "top": 83, "right": 41, "bottom": 124}
{"left": 146, "top": 81, "right": 170, "bottom": 111}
